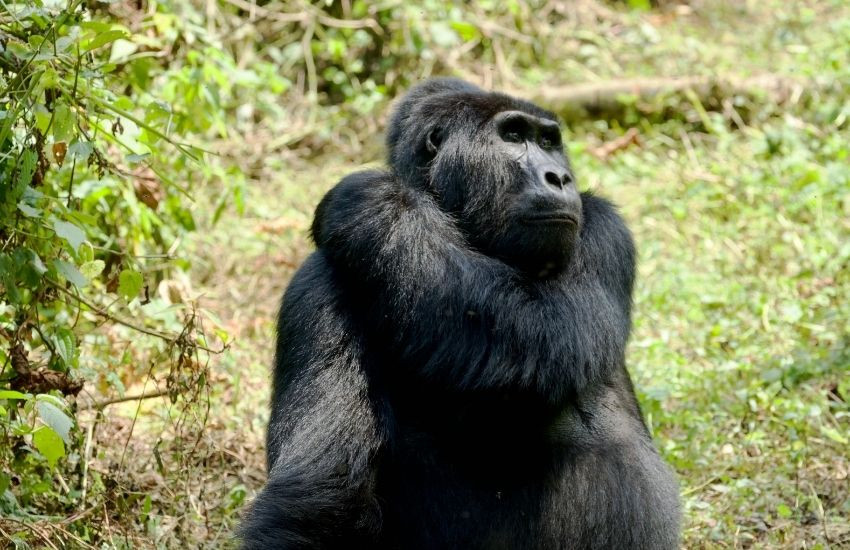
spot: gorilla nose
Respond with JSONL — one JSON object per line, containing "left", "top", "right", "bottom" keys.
{"left": 541, "top": 167, "right": 571, "bottom": 189}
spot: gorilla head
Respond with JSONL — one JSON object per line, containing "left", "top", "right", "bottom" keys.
{"left": 386, "top": 78, "right": 582, "bottom": 276}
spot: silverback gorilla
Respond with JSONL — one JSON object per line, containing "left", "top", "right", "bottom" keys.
{"left": 240, "top": 78, "right": 680, "bottom": 549}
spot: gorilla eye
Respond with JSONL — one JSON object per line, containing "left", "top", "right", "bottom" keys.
{"left": 426, "top": 128, "right": 443, "bottom": 155}
{"left": 499, "top": 116, "right": 530, "bottom": 144}
{"left": 540, "top": 130, "right": 561, "bottom": 150}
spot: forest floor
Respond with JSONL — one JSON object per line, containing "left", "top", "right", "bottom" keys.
{"left": 39, "top": 2, "right": 849, "bottom": 548}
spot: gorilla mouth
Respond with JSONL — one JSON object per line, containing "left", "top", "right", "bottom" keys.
{"left": 521, "top": 212, "right": 579, "bottom": 226}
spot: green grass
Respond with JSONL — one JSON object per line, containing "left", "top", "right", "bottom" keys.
{"left": 594, "top": 118, "right": 850, "bottom": 546}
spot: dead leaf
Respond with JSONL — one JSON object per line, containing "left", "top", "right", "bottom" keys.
{"left": 53, "top": 141, "right": 67, "bottom": 166}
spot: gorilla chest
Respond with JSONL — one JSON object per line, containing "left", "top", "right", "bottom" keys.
{"left": 378, "top": 383, "right": 675, "bottom": 548}
{"left": 387, "top": 380, "right": 643, "bottom": 467}
{"left": 380, "top": 421, "right": 677, "bottom": 550}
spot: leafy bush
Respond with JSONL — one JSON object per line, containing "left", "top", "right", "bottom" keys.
{"left": 0, "top": 0, "right": 243, "bottom": 523}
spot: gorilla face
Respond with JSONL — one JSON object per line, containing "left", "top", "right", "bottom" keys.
{"left": 484, "top": 110, "right": 582, "bottom": 276}
{"left": 428, "top": 105, "right": 583, "bottom": 277}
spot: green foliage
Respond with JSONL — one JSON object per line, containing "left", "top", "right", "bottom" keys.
{"left": 0, "top": 0, "right": 253, "bottom": 533}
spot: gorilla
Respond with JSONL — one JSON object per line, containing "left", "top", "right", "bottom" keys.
{"left": 240, "top": 78, "right": 680, "bottom": 549}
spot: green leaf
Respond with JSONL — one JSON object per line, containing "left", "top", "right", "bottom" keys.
{"left": 51, "top": 327, "right": 77, "bottom": 367}
{"left": 821, "top": 425, "right": 848, "bottom": 444}
{"left": 17, "top": 202, "right": 41, "bottom": 217}
{"left": 32, "top": 426, "right": 65, "bottom": 467}
{"left": 52, "top": 103, "right": 75, "bottom": 143}
{"left": 627, "top": 0, "right": 651, "bottom": 10}
{"left": 78, "top": 243, "right": 94, "bottom": 264}
{"left": 85, "top": 30, "right": 129, "bottom": 52}
{"left": 126, "top": 153, "right": 150, "bottom": 164}
{"left": 12, "top": 248, "right": 43, "bottom": 287}
{"left": 34, "top": 104, "right": 52, "bottom": 133}
{"left": 80, "top": 21, "right": 113, "bottom": 33}
{"left": 450, "top": 21, "right": 480, "bottom": 42}
{"left": 55, "top": 35, "right": 75, "bottom": 53}
{"left": 118, "top": 269, "right": 143, "bottom": 300}
{"left": 0, "top": 390, "right": 30, "bottom": 400}
{"left": 36, "top": 393, "right": 68, "bottom": 410}
{"left": 0, "top": 254, "right": 21, "bottom": 304}
{"left": 16, "top": 149, "right": 36, "bottom": 189}
{"left": 776, "top": 504, "right": 792, "bottom": 518}
{"left": 79, "top": 260, "right": 105, "bottom": 280}
{"left": 68, "top": 141, "right": 93, "bottom": 162}
{"left": 110, "top": 38, "right": 139, "bottom": 62}
{"left": 53, "top": 259, "right": 88, "bottom": 287}
{"left": 30, "top": 250, "right": 47, "bottom": 275}
{"left": 53, "top": 219, "right": 86, "bottom": 251}
{"left": 4, "top": 42, "right": 31, "bottom": 62}
{"left": 23, "top": 186, "right": 44, "bottom": 202}
{"left": 36, "top": 399, "right": 73, "bottom": 444}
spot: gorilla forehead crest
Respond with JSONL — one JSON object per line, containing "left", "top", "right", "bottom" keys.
{"left": 386, "top": 78, "right": 559, "bottom": 183}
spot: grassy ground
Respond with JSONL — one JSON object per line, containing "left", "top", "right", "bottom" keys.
{"left": 26, "top": 1, "right": 848, "bottom": 548}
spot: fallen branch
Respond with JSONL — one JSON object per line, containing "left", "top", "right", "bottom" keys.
{"left": 523, "top": 74, "right": 804, "bottom": 119}
{"left": 222, "top": 0, "right": 382, "bottom": 33}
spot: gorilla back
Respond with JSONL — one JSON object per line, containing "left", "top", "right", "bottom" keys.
{"left": 240, "top": 79, "right": 680, "bottom": 549}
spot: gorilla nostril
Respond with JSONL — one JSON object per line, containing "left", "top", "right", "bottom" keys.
{"left": 544, "top": 171, "right": 563, "bottom": 188}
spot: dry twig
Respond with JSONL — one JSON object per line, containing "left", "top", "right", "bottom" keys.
{"left": 86, "top": 388, "right": 171, "bottom": 410}
{"left": 589, "top": 128, "right": 640, "bottom": 160}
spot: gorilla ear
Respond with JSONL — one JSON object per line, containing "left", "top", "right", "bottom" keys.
{"left": 426, "top": 128, "right": 443, "bottom": 155}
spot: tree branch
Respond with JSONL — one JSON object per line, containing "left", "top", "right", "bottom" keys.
{"left": 85, "top": 389, "right": 171, "bottom": 410}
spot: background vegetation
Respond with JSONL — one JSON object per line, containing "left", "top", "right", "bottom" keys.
{"left": 0, "top": 0, "right": 847, "bottom": 548}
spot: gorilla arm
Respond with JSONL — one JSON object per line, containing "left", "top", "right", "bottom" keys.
{"left": 312, "top": 171, "right": 636, "bottom": 405}
{"left": 239, "top": 254, "right": 383, "bottom": 549}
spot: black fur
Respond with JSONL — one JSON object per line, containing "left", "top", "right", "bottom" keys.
{"left": 240, "top": 78, "right": 680, "bottom": 549}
